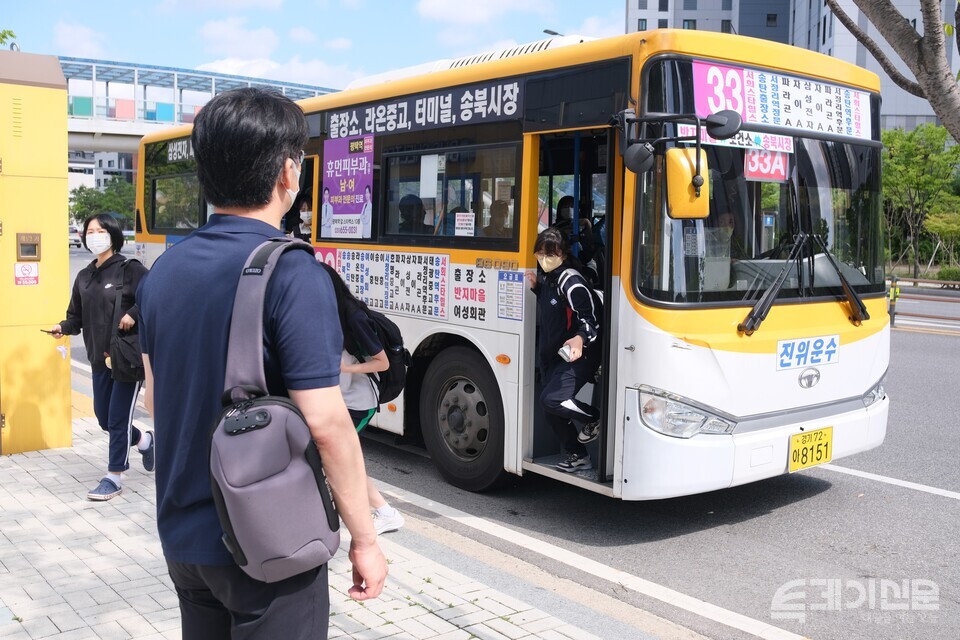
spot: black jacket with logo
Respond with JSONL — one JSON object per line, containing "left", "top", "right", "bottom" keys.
{"left": 531, "top": 261, "right": 602, "bottom": 368}
{"left": 59, "top": 254, "right": 148, "bottom": 372}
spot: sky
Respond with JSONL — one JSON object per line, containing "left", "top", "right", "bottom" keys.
{"left": 4, "top": 0, "right": 626, "bottom": 90}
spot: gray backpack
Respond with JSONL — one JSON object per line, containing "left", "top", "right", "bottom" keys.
{"left": 209, "top": 237, "right": 340, "bottom": 583}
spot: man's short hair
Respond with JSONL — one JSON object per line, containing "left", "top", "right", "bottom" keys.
{"left": 192, "top": 88, "right": 308, "bottom": 209}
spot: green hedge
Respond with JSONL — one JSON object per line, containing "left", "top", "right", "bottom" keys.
{"left": 938, "top": 267, "right": 960, "bottom": 285}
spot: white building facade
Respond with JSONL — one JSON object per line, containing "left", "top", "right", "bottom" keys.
{"left": 625, "top": 0, "right": 791, "bottom": 42}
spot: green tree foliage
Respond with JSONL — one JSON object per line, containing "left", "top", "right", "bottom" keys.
{"left": 882, "top": 124, "right": 960, "bottom": 277}
{"left": 924, "top": 194, "right": 960, "bottom": 266}
{"left": 0, "top": 30, "right": 15, "bottom": 46}
{"left": 69, "top": 177, "right": 136, "bottom": 226}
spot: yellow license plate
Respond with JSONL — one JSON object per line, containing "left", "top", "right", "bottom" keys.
{"left": 788, "top": 427, "right": 833, "bottom": 472}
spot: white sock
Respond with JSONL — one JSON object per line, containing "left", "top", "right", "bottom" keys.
{"left": 106, "top": 472, "right": 122, "bottom": 487}
{"left": 374, "top": 505, "right": 397, "bottom": 517}
{"left": 136, "top": 431, "right": 152, "bottom": 451}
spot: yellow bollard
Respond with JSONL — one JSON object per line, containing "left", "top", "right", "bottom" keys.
{"left": 0, "top": 51, "right": 72, "bottom": 454}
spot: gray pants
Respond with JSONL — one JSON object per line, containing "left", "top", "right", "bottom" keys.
{"left": 167, "top": 560, "right": 329, "bottom": 640}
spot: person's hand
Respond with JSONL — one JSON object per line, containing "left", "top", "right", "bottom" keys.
{"left": 119, "top": 314, "right": 136, "bottom": 331}
{"left": 49, "top": 324, "right": 63, "bottom": 339}
{"left": 347, "top": 538, "right": 387, "bottom": 601}
{"left": 524, "top": 270, "right": 537, "bottom": 289}
{"left": 563, "top": 335, "right": 585, "bottom": 362}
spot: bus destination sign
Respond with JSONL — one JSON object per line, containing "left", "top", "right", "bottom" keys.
{"left": 692, "top": 60, "right": 872, "bottom": 141}
{"left": 328, "top": 79, "right": 523, "bottom": 139}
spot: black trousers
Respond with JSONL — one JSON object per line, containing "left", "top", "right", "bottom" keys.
{"left": 539, "top": 352, "right": 601, "bottom": 456}
{"left": 91, "top": 369, "right": 143, "bottom": 473}
{"left": 166, "top": 560, "right": 329, "bottom": 640}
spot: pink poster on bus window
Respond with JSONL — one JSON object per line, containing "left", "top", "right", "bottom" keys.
{"left": 321, "top": 135, "right": 374, "bottom": 239}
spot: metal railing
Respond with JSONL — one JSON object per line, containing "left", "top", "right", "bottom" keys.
{"left": 888, "top": 275, "right": 960, "bottom": 327}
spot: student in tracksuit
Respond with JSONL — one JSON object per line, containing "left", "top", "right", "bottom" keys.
{"left": 320, "top": 263, "right": 405, "bottom": 535}
{"left": 524, "top": 227, "right": 602, "bottom": 472}
{"left": 50, "top": 213, "right": 154, "bottom": 501}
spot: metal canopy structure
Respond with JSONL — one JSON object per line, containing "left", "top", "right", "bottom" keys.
{"left": 59, "top": 57, "right": 336, "bottom": 101}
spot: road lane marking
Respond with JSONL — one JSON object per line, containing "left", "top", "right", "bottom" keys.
{"left": 401, "top": 513, "right": 711, "bottom": 640}
{"left": 892, "top": 324, "right": 960, "bottom": 335}
{"left": 378, "top": 480, "right": 805, "bottom": 640}
{"left": 820, "top": 464, "right": 960, "bottom": 501}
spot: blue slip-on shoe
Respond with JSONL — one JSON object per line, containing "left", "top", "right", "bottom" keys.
{"left": 87, "top": 477, "right": 122, "bottom": 501}
{"left": 139, "top": 430, "right": 155, "bottom": 473}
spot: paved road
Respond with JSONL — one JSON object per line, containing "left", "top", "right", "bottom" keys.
{"left": 354, "top": 329, "right": 959, "bottom": 640}
{"left": 891, "top": 285, "right": 960, "bottom": 332}
{"left": 65, "top": 248, "right": 957, "bottom": 639}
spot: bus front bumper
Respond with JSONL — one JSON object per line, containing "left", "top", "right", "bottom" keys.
{"left": 619, "top": 388, "right": 889, "bottom": 501}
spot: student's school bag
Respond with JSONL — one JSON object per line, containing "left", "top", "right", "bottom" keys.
{"left": 209, "top": 237, "right": 340, "bottom": 584}
{"left": 345, "top": 304, "right": 411, "bottom": 404}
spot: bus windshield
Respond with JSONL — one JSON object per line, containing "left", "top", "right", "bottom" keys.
{"left": 635, "top": 60, "right": 885, "bottom": 305}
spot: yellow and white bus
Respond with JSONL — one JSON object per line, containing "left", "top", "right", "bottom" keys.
{"left": 135, "top": 30, "right": 888, "bottom": 499}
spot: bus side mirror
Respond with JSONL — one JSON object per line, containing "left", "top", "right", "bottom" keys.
{"left": 705, "top": 110, "right": 742, "bottom": 140}
{"left": 665, "top": 147, "right": 710, "bottom": 220}
{"left": 623, "top": 142, "right": 655, "bottom": 174}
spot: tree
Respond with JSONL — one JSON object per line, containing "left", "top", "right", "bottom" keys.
{"left": 0, "top": 30, "right": 15, "bottom": 46}
{"left": 69, "top": 177, "right": 136, "bottom": 226}
{"left": 882, "top": 124, "right": 960, "bottom": 277}
{"left": 824, "top": 0, "right": 960, "bottom": 143}
{"left": 924, "top": 195, "right": 960, "bottom": 266}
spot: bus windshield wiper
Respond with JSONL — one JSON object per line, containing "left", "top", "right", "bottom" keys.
{"left": 738, "top": 232, "right": 808, "bottom": 336}
{"left": 809, "top": 233, "right": 870, "bottom": 326}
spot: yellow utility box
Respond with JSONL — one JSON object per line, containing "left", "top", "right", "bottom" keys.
{"left": 0, "top": 51, "right": 72, "bottom": 454}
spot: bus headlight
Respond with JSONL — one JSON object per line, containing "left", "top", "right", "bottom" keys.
{"left": 638, "top": 388, "right": 736, "bottom": 438}
{"left": 862, "top": 376, "right": 886, "bottom": 408}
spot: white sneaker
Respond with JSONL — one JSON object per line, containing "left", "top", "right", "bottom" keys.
{"left": 556, "top": 452, "right": 592, "bottom": 472}
{"left": 577, "top": 420, "right": 600, "bottom": 444}
{"left": 373, "top": 510, "right": 405, "bottom": 535}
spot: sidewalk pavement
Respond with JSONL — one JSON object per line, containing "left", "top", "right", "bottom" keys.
{"left": 0, "top": 391, "right": 609, "bottom": 640}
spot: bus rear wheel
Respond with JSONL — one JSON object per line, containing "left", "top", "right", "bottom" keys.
{"left": 419, "top": 346, "right": 507, "bottom": 492}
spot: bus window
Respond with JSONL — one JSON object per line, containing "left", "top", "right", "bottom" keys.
{"left": 384, "top": 145, "right": 516, "bottom": 242}
{"left": 152, "top": 174, "right": 202, "bottom": 231}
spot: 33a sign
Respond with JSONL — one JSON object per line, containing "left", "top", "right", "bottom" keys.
{"left": 744, "top": 148, "right": 788, "bottom": 182}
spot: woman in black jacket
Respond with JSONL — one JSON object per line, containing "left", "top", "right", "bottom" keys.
{"left": 524, "top": 227, "right": 602, "bottom": 473}
{"left": 50, "top": 214, "right": 153, "bottom": 501}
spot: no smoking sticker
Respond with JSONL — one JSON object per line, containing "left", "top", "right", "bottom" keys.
{"left": 14, "top": 262, "right": 39, "bottom": 286}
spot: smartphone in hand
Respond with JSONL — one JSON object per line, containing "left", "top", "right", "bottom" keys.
{"left": 39, "top": 329, "right": 57, "bottom": 335}
{"left": 558, "top": 344, "right": 573, "bottom": 362}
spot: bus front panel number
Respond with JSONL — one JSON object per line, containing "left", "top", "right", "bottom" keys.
{"left": 788, "top": 427, "right": 833, "bottom": 472}
{"left": 704, "top": 66, "right": 744, "bottom": 115}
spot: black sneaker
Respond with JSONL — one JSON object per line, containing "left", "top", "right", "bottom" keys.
{"left": 139, "top": 430, "right": 155, "bottom": 473}
{"left": 577, "top": 420, "right": 600, "bottom": 444}
{"left": 556, "top": 452, "right": 592, "bottom": 472}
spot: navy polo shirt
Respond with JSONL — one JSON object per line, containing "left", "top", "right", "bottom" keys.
{"left": 137, "top": 214, "right": 342, "bottom": 565}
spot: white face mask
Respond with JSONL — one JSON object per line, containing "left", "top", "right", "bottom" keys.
{"left": 286, "top": 161, "right": 301, "bottom": 204}
{"left": 537, "top": 254, "right": 563, "bottom": 273}
{"left": 86, "top": 233, "right": 113, "bottom": 255}
{"left": 300, "top": 209, "right": 312, "bottom": 222}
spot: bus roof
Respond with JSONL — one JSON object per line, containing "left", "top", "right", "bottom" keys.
{"left": 139, "top": 29, "right": 880, "bottom": 147}
{"left": 299, "top": 29, "right": 879, "bottom": 113}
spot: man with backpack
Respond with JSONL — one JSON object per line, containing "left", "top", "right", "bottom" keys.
{"left": 320, "top": 262, "right": 406, "bottom": 535}
{"left": 137, "top": 88, "right": 386, "bottom": 639}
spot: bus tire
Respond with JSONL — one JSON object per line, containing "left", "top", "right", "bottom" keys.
{"left": 419, "top": 346, "right": 507, "bottom": 492}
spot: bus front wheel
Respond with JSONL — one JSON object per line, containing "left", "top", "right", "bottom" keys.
{"left": 419, "top": 346, "right": 507, "bottom": 492}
